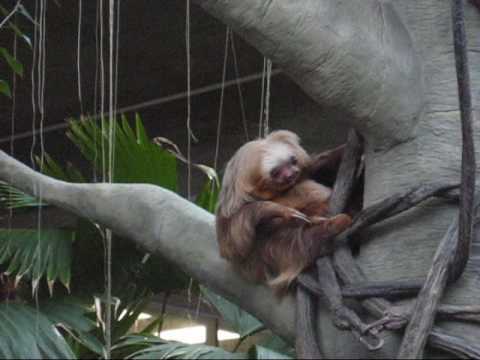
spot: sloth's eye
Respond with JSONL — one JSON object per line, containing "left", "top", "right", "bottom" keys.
{"left": 290, "top": 156, "right": 297, "bottom": 165}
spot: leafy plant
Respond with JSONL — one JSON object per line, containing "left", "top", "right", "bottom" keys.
{"left": 201, "top": 286, "right": 264, "bottom": 341}
{"left": 0, "top": 112, "right": 295, "bottom": 358}
{"left": 0, "top": 229, "right": 74, "bottom": 293}
{"left": 66, "top": 115, "right": 177, "bottom": 190}
{"left": 0, "top": 303, "right": 76, "bottom": 359}
{"left": 0, "top": 2, "right": 34, "bottom": 98}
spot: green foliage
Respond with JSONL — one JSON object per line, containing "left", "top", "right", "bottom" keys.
{"left": 71, "top": 294, "right": 160, "bottom": 359}
{"left": 201, "top": 286, "right": 264, "bottom": 339}
{"left": 0, "top": 303, "right": 76, "bottom": 359}
{"left": 0, "top": 182, "right": 45, "bottom": 208}
{"left": 66, "top": 115, "right": 177, "bottom": 190}
{"left": 0, "top": 3, "right": 33, "bottom": 99}
{"left": 1, "top": 115, "right": 189, "bottom": 295}
{"left": 195, "top": 178, "right": 219, "bottom": 213}
{"left": 35, "top": 153, "right": 86, "bottom": 183}
{"left": 40, "top": 299, "right": 105, "bottom": 357}
{"left": 111, "top": 337, "right": 292, "bottom": 360}
{"left": 0, "top": 229, "right": 74, "bottom": 293}
{"left": 249, "top": 345, "right": 293, "bottom": 359}
{"left": 0, "top": 110, "right": 286, "bottom": 358}
{"left": 0, "top": 46, "right": 23, "bottom": 76}
{"left": 0, "top": 79, "right": 11, "bottom": 97}
{"left": 126, "top": 342, "right": 247, "bottom": 360}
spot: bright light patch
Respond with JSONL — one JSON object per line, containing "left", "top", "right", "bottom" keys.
{"left": 118, "top": 310, "right": 151, "bottom": 321}
{"left": 159, "top": 325, "right": 207, "bottom": 344}
{"left": 118, "top": 309, "right": 128, "bottom": 320}
{"left": 138, "top": 312, "right": 152, "bottom": 320}
{"left": 217, "top": 329, "right": 240, "bottom": 341}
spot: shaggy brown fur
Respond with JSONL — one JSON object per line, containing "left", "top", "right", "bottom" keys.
{"left": 216, "top": 130, "right": 351, "bottom": 294}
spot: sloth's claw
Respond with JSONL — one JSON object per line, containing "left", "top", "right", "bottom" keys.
{"left": 292, "top": 211, "right": 311, "bottom": 224}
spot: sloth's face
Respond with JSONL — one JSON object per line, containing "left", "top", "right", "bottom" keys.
{"left": 262, "top": 142, "right": 302, "bottom": 191}
{"left": 223, "top": 130, "right": 310, "bottom": 202}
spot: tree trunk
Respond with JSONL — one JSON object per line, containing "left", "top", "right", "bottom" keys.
{"left": 1, "top": 0, "right": 479, "bottom": 358}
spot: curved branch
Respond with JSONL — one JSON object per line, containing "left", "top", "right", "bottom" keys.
{"left": 192, "top": 0, "right": 424, "bottom": 147}
{"left": 0, "top": 150, "right": 296, "bottom": 341}
{"left": 397, "top": 0, "right": 475, "bottom": 357}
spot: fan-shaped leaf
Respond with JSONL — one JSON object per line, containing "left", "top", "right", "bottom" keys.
{"left": 0, "top": 303, "right": 76, "bottom": 359}
{"left": 66, "top": 115, "right": 178, "bottom": 191}
{"left": 248, "top": 345, "right": 293, "bottom": 359}
{"left": 201, "top": 286, "right": 264, "bottom": 338}
{"left": 0, "top": 182, "right": 45, "bottom": 209}
{"left": 0, "top": 229, "right": 74, "bottom": 292}
{"left": 40, "top": 299, "right": 105, "bottom": 356}
{"left": 127, "top": 342, "right": 247, "bottom": 360}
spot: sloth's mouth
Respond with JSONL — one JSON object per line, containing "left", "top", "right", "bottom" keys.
{"left": 277, "top": 175, "right": 298, "bottom": 190}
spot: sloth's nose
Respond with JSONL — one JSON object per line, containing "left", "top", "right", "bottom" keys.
{"left": 286, "top": 170, "right": 298, "bottom": 182}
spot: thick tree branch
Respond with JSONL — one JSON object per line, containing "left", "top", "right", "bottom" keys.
{"left": 340, "top": 183, "right": 460, "bottom": 246}
{"left": 192, "top": 0, "right": 423, "bottom": 147}
{"left": 333, "top": 222, "right": 480, "bottom": 358}
{"left": 296, "top": 130, "right": 363, "bottom": 358}
{"left": 397, "top": 217, "right": 464, "bottom": 359}
{"left": 397, "top": 0, "right": 475, "bottom": 357}
{"left": 0, "top": 150, "right": 296, "bottom": 341}
{"left": 295, "top": 287, "right": 322, "bottom": 359}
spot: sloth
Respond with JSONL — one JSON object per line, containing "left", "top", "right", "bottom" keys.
{"left": 215, "top": 130, "right": 352, "bottom": 293}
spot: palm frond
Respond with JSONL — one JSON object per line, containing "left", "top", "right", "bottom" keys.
{"left": 0, "top": 182, "right": 46, "bottom": 209}
{"left": 0, "top": 152, "right": 85, "bottom": 210}
{"left": 0, "top": 303, "right": 76, "bottom": 359}
{"left": 66, "top": 114, "right": 178, "bottom": 190}
{"left": 196, "top": 178, "right": 220, "bottom": 214}
{"left": 200, "top": 286, "right": 264, "bottom": 339}
{"left": 35, "top": 153, "right": 86, "bottom": 183}
{"left": 40, "top": 299, "right": 105, "bottom": 357}
{"left": 249, "top": 345, "right": 293, "bottom": 359}
{"left": 126, "top": 342, "right": 247, "bottom": 360}
{"left": 0, "top": 229, "right": 74, "bottom": 293}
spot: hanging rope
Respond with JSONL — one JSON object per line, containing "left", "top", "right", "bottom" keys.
{"left": 229, "top": 33, "right": 249, "bottom": 141}
{"left": 263, "top": 59, "right": 272, "bottom": 137}
{"left": 38, "top": 0, "right": 46, "bottom": 170}
{"left": 7, "top": 13, "right": 18, "bottom": 235}
{"left": 92, "top": 0, "right": 101, "bottom": 182}
{"left": 29, "top": 0, "right": 39, "bottom": 169}
{"left": 185, "top": 0, "right": 192, "bottom": 199}
{"left": 258, "top": 58, "right": 266, "bottom": 138}
{"left": 77, "top": 0, "right": 83, "bottom": 117}
{"left": 104, "top": 0, "right": 117, "bottom": 357}
{"left": 99, "top": 0, "right": 106, "bottom": 181}
{"left": 114, "top": 1, "right": 121, "bottom": 116}
{"left": 214, "top": 27, "right": 230, "bottom": 171}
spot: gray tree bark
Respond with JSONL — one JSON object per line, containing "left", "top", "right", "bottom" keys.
{"left": 1, "top": 0, "right": 479, "bottom": 358}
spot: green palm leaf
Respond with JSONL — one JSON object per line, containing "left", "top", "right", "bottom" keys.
{"left": 0, "top": 182, "right": 45, "bottom": 209}
{"left": 66, "top": 114, "right": 177, "bottom": 190}
{"left": 200, "top": 286, "right": 264, "bottom": 339}
{"left": 248, "top": 345, "right": 293, "bottom": 359}
{"left": 195, "top": 177, "right": 220, "bottom": 213}
{"left": 0, "top": 303, "right": 76, "bottom": 359}
{"left": 40, "top": 299, "right": 105, "bottom": 357}
{"left": 0, "top": 229, "right": 74, "bottom": 293}
{"left": 126, "top": 342, "right": 247, "bottom": 360}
